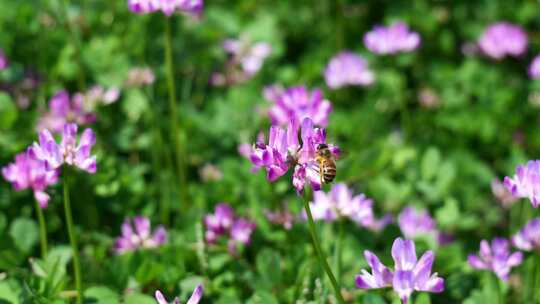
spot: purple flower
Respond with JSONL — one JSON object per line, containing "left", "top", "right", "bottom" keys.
{"left": 37, "top": 91, "right": 96, "bottom": 133}
{"left": 355, "top": 238, "right": 444, "bottom": 304}
{"left": 324, "top": 52, "right": 375, "bottom": 89}
{"left": 251, "top": 118, "right": 339, "bottom": 193}
{"left": 468, "top": 238, "right": 523, "bottom": 281}
{"left": 204, "top": 203, "right": 234, "bottom": 243}
{"left": 155, "top": 284, "right": 203, "bottom": 304}
{"left": 529, "top": 54, "right": 540, "bottom": 79}
{"left": 363, "top": 214, "right": 393, "bottom": 233}
{"left": 204, "top": 203, "right": 256, "bottom": 255}
{"left": 265, "top": 203, "right": 295, "bottom": 230}
{"left": 308, "top": 183, "right": 373, "bottom": 224}
{"left": 212, "top": 37, "right": 271, "bottom": 86}
{"left": 263, "top": 84, "right": 285, "bottom": 104}
{"left": 478, "top": 22, "right": 528, "bottom": 59}
{"left": 2, "top": 150, "right": 59, "bottom": 208}
{"left": 268, "top": 86, "right": 332, "bottom": 127}
{"left": 398, "top": 206, "right": 436, "bottom": 239}
{"left": 364, "top": 22, "right": 421, "bottom": 55}
{"left": 31, "top": 123, "right": 97, "bottom": 173}
{"left": 504, "top": 160, "right": 540, "bottom": 207}
{"left": 512, "top": 218, "right": 540, "bottom": 251}
{"left": 128, "top": 0, "right": 203, "bottom": 17}
{"left": 491, "top": 178, "right": 518, "bottom": 208}
{"left": 0, "top": 48, "right": 8, "bottom": 70}
{"left": 114, "top": 216, "right": 167, "bottom": 254}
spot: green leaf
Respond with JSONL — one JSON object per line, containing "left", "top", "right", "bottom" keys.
{"left": 0, "top": 281, "right": 20, "bottom": 304}
{"left": 0, "top": 92, "right": 17, "bottom": 130}
{"left": 421, "top": 147, "right": 441, "bottom": 181}
{"left": 122, "top": 89, "right": 148, "bottom": 122}
{"left": 123, "top": 293, "right": 155, "bottom": 304}
{"left": 255, "top": 248, "right": 282, "bottom": 289}
{"left": 9, "top": 217, "right": 38, "bottom": 253}
{"left": 84, "top": 286, "right": 119, "bottom": 304}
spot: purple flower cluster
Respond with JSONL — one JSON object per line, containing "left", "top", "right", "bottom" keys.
{"left": 114, "top": 216, "right": 167, "bottom": 254}
{"left": 155, "top": 284, "right": 203, "bottom": 304}
{"left": 324, "top": 52, "right": 375, "bottom": 89}
{"left": 128, "top": 0, "right": 203, "bottom": 17}
{"left": 468, "top": 238, "right": 523, "bottom": 281}
{"left": 211, "top": 38, "right": 271, "bottom": 86}
{"left": 355, "top": 238, "right": 444, "bottom": 304}
{"left": 364, "top": 22, "right": 421, "bottom": 55}
{"left": 250, "top": 118, "right": 339, "bottom": 193}
{"left": 2, "top": 150, "right": 59, "bottom": 208}
{"left": 204, "top": 203, "right": 256, "bottom": 255}
{"left": 0, "top": 48, "right": 8, "bottom": 70}
{"left": 264, "top": 204, "right": 295, "bottom": 230}
{"left": 504, "top": 160, "right": 540, "bottom": 207}
{"left": 268, "top": 86, "right": 332, "bottom": 127}
{"left": 513, "top": 218, "right": 540, "bottom": 251}
{"left": 307, "top": 183, "right": 392, "bottom": 231}
{"left": 529, "top": 54, "right": 540, "bottom": 79}
{"left": 37, "top": 89, "right": 118, "bottom": 133}
{"left": 491, "top": 178, "right": 518, "bottom": 208}
{"left": 32, "top": 124, "right": 97, "bottom": 173}
{"left": 478, "top": 22, "right": 528, "bottom": 59}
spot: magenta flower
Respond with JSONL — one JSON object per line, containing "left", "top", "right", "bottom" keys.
{"left": 37, "top": 91, "right": 96, "bottom": 133}
{"left": 155, "top": 284, "right": 203, "bottom": 304}
{"left": 529, "top": 54, "right": 540, "bottom": 79}
{"left": 2, "top": 150, "right": 59, "bottom": 208}
{"left": 364, "top": 22, "right": 421, "bottom": 55}
{"left": 478, "top": 22, "right": 528, "bottom": 59}
{"left": 250, "top": 118, "right": 339, "bottom": 193}
{"left": 468, "top": 238, "right": 523, "bottom": 281}
{"left": 263, "top": 84, "right": 285, "bottom": 104}
{"left": 204, "top": 203, "right": 255, "bottom": 255}
{"left": 504, "top": 160, "right": 540, "bottom": 207}
{"left": 114, "top": 216, "right": 167, "bottom": 254}
{"left": 268, "top": 86, "right": 332, "bottom": 127}
{"left": 204, "top": 203, "right": 234, "bottom": 243}
{"left": 0, "top": 48, "right": 8, "bottom": 70}
{"left": 265, "top": 204, "right": 295, "bottom": 230}
{"left": 355, "top": 238, "right": 444, "bottom": 304}
{"left": 512, "top": 218, "right": 540, "bottom": 251}
{"left": 324, "top": 52, "right": 375, "bottom": 89}
{"left": 128, "top": 0, "right": 203, "bottom": 16}
{"left": 31, "top": 123, "right": 97, "bottom": 173}
{"left": 398, "top": 206, "right": 436, "bottom": 239}
{"left": 491, "top": 178, "right": 518, "bottom": 208}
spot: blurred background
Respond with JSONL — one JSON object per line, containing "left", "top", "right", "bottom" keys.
{"left": 0, "top": 0, "right": 540, "bottom": 303}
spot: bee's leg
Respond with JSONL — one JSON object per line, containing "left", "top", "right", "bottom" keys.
{"left": 318, "top": 162, "right": 324, "bottom": 185}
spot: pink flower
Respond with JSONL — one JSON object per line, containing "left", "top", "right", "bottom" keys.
{"left": 364, "top": 22, "right": 421, "bottom": 55}
{"left": 0, "top": 48, "right": 8, "bottom": 70}
{"left": 2, "top": 149, "right": 59, "bottom": 208}
{"left": 114, "top": 216, "right": 167, "bottom": 254}
{"left": 204, "top": 203, "right": 255, "bottom": 255}
{"left": 529, "top": 54, "right": 540, "bottom": 79}
{"left": 37, "top": 91, "right": 96, "bottom": 133}
{"left": 504, "top": 160, "right": 540, "bottom": 207}
{"left": 478, "top": 22, "right": 528, "bottom": 59}
{"left": 128, "top": 0, "right": 203, "bottom": 17}
{"left": 31, "top": 123, "right": 97, "bottom": 173}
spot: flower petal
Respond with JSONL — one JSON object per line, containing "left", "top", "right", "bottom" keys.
{"left": 392, "top": 238, "right": 417, "bottom": 271}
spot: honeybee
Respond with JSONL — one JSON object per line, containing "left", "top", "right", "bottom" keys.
{"left": 315, "top": 144, "right": 336, "bottom": 184}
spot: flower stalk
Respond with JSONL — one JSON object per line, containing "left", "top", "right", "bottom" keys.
{"left": 302, "top": 188, "right": 345, "bottom": 304}
{"left": 164, "top": 17, "right": 187, "bottom": 213}
{"left": 35, "top": 199, "right": 48, "bottom": 258}
{"left": 63, "top": 170, "right": 82, "bottom": 304}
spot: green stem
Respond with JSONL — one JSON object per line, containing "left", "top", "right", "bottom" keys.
{"left": 334, "top": 219, "right": 344, "bottom": 287}
{"left": 535, "top": 254, "right": 540, "bottom": 302}
{"left": 63, "top": 171, "right": 82, "bottom": 304}
{"left": 302, "top": 189, "right": 345, "bottom": 304}
{"left": 34, "top": 200, "right": 48, "bottom": 258}
{"left": 59, "top": 0, "right": 85, "bottom": 90}
{"left": 164, "top": 17, "right": 188, "bottom": 213}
